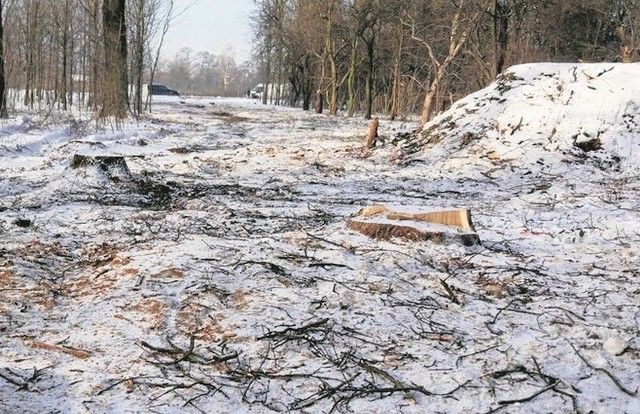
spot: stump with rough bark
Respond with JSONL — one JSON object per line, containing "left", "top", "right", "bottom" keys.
{"left": 70, "top": 154, "right": 133, "bottom": 182}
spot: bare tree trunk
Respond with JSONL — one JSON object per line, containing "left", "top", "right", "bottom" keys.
{"left": 346, "top": 35, "right": 357, "bottom": 117}
{"left": 35, "top": 24, "right": 44, "bottom": 105}
{"left": 261, "top": 50, "right": 270, "bottom": 105}
{"left": 130, "top": 0, "right": 145, "bottom": 117}
{"left": 145, "top": 0, "right": 174, "bottom": 113}
{"left": 364, "top": 36, "right": 374, "bottom": 120}
{"left": 102, "top": 0, "right": 129, "bottom": 118}
{"left": 301, "top": 55, "right": 312, "bottom": 110}
{"left": 416, "top": 0, "right": 484, "bottom": 125}
{"left": 60, "top": 0, "right": 71, "bottom": 111}
{"left": 491, "top": 0, "right": 509, "bottom": 77}
{"left": 617, "top": 26, "right": 635, "bottom": 63}
{"left": 324, "top": 2, "right": 339, "bottom": 115}
{"left": 390, "top": 28, "right": 403, "bottom": 121}
{"left": 24, "top": 1, "right": 41, "bottom": 108}
{"left": 315, "top": 88, "right": 323, "bottom": 113}
{"left": 0, "top": 0, "right": 7, "bottom": 117}
{"left": 91, "top": 0, "right": 101, "bottom": 111}
{"left": 327, "top": 41, "right": 338, "bottom": 115}
{"left": 420, "top": 76, "right": 440, "bottom": 125}
{"left": 68, "top": 11, "right": 75, "bottom": 108}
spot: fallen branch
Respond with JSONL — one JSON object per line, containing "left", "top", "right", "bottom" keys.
{"left": 456, "top": 345, "right": 499, "bottom": 367}
{"left": 307, "top": 262, "right": 353, "bottom": 270}
{"left": 568, "top": 341, "right": 637, "bottom": 396}
{"left": 233, "top": 260, "right": 288, "bottom": 276}
{"left": 290, "top": 374, "right": 360, "bottom": 410}
{"left": 497, "top": 381, "right": 558, "bottom": 406}
{"left": 438, "top": 277, "right": 461, "bottom": 305}
{"left": 258, "top": 318, "right": 330, "bottom": 341}
{"left": 300, "top": 226, "right": 354, "bottom": 251}
{"left": 510, "top": 117, "right": 523, "bottom": 135}
{"left": 355, "top": 358, "right": 421, "bottom": 402}
{"left": 0, "top": 365, "right": 53, "bottom": 391}
{"left": 140, "top": 336, "right": 239, "bottom": 365}
{"left": 488, "top": 300, "right": 541, "bottom": 326}
{"left": 98, "top": 377, "right": 140, "bottom": 395}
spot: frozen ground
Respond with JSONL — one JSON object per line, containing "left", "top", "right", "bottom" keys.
{"left": 0, "top": 63, "right": 638, "bottom": 413}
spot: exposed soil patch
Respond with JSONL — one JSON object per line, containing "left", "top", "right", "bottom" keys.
{"left": 210, "top": 110, "right": 249, "bottom": 123}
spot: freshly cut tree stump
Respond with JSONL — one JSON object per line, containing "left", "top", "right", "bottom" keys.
{"left": 348, "top": 205, "right": 480, "bottom": 246}
{"left": 357, "top": 205, "right": 476, "bottom": 230}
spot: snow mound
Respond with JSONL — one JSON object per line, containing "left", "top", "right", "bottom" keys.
{"left": 406, "top": 62, "right": 640, "bottom": 177}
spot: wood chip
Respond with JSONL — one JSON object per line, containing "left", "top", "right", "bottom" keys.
{"left": 27, "top": 339, "right": 91, "bottom": 359}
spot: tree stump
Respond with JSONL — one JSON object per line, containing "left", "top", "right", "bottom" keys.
{"left": 348, "top": 205, "right": 480, "bottom": 246}
{"left": 70, "top": 154, "right": 133, "bottom": 182}
{"left": 365, "top": 117, "right": 379, "bottom": 149}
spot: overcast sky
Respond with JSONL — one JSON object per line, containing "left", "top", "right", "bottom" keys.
{"left": 162, "top": 0, "right": 255, "bottom": 63}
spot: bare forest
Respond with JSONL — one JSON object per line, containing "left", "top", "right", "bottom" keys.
{"left": 0, "top": 0, "right": 255, "bottom": 120}
{"left": 253, "top": 0, "right": 639, "bottom": 122}
{"left": 0, "top": 1, "right": 639, "bottom": 122}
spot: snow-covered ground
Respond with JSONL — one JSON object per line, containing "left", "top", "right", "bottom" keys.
{"left": 1, "top": 63, "right": 638, "bottom": 414}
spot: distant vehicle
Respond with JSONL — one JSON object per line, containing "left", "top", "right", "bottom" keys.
{"left": 250, "top": 83, "right": 289, "bottom": 104}
{"left": 249, "top": 84, "right": 264, "bottom": 99}
{"left": 148, "top": 84, "right": 179, "bottom": 96}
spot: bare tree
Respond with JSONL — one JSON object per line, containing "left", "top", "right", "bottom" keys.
{"left": 613, "top": 0, "right": 638, "bottom": 62}
{"left": 407, "top": 0, "right": 489, "bottom": 125}
{"left": 102, "top": 0, "right": 129, "bottom": 118}
{"left": 322, "top": 0, "right": 342, "bottom": 115}
{"left": 358, "top": 0, "right": 380, "bottom": 120}
{"left": 0, "top": 0, "right": 7, "bottom": 117}
{"left": 490, "top": 0, "right": 509, "bottom": 76}
{"left": 127, "top": 0, "right": 176, "bottom": 114}
{"left": 53, "top": 0, "right": 74, "bottom": 110}
{"left": 129, "top": 0, "right": 148, "bottom": 116}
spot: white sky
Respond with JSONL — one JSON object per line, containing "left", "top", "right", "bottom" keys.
{"left": 162, "top": 0, "right": 255, "bottom": 63}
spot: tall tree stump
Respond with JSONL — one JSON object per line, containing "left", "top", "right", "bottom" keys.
{"left": 365, "top": 117, "right": 379, "bottom": 149}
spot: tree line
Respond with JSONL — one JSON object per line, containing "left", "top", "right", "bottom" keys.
{"left": 154, "top": 46, "right": 255, "bottom": 98}
{"left": 253, "top": 0, "right": 639, "bottom": 123}
{"left": 0, "top": 1, "right": 637, "bottom": 123}
{"left": 0, "top": 0, "right": 256, "bottom": 120}
{"left": 0, "top": 0, "right": 174, "bottom": 119}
